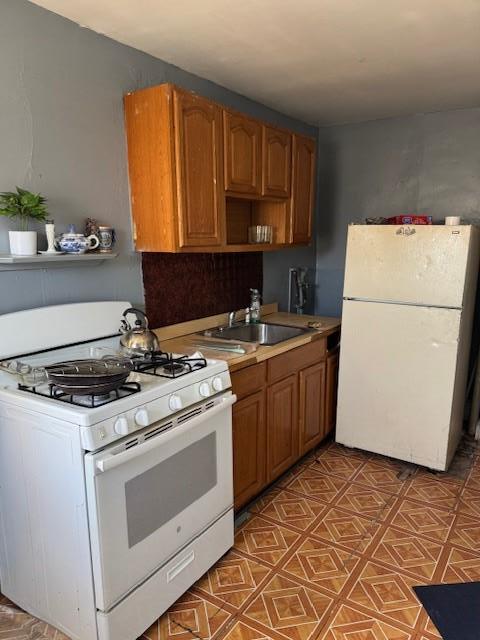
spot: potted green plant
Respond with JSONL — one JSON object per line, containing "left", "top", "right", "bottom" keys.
{"left": 0, "top": 187, "right": 49, "bottom": 256}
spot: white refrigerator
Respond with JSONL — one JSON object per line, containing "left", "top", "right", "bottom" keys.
{"left": 336, "top": 224, "right": 480, "bottom": 471}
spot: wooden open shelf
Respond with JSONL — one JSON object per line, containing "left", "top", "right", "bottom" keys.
{"left": 226, "top": 197, "right": 289, "bottom": 247}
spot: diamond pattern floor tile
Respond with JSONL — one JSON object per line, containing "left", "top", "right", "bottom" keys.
{"left": 248, "top": 489, "right": 283, "bottom": 515}
{"left": 194, "top": 550, "right": 272, "bottom": 610}
{"left": 308, "top": 448, "right": 366, "bottom": 480}
{"left": 353, "top": 460, "right": 411, "bottom": 495}
{"left": 257, "top": 489, "right": 327, "bottom": 531}
{"left": 371, "top": 526, "right": 443, "bottom": 581}
{"left": 281, "top": 536, "right": 361, "bottom": 595}
{"left": 389, "top": 499, "right": 455, "bottom": 542}
{"left": 153, "top": 590, "right": 234, "bottom": 640}
{"left": 311, "top": 506, "right": 382, "bottom": 553}
{"left": 0, "top": 599, "right": 70, "bottom": 640}
{"left": 285, "top": 468, "right": 346, "bottom": 504}
{"left": 318, "top": 604, "right": 415, "bottom": 640}
{"left": 220, "top": 620, "right": 276, "bottom": 640}
{"left": 242, "top": 572, "right": 334, "bottom": 640}
{"left": 422, "top": 616, "right": 442, "bottom": 639}
{"left": 449, "top": 513, "right": 480, "bottom": 552}
{"left": 334, "top": 482, "right": 397, "bottom": 520}
{"left": 457, "top": 486, "right": 480, "bottom": 517}
{"left": 234, "top": 515, "right": 302, "bottom": 567}
{"left": 404, "top": 474, "right": 462, "bottom": 511}
{"left": 439, "top": 545, "right": 480, "bottom": 582}
{"left": 345, "top": 561, "right": 423, "bottom": 629}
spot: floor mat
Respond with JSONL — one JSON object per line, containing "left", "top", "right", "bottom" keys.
{"left": 414, "top": 581, "right": 480, "bottom": 640}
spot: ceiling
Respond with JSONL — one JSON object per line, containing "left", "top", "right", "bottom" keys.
{"left": 30, "top": 0, "right": 480, "bottom": 126}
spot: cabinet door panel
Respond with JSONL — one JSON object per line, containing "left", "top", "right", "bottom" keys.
{"left": 262, "top": 126, "right": 291, "bottom": 198}
{"left": 174, "top": 89, "right": 224, "bottom": 247}
{"left": 267, "top": 375, "right": 298, "bottom": 482}
{"left": 224, "top": 111, "right": 262, "bottom": 195}
{"left": 325, "top": 351, "right": 339, "bottom": 435}
{"left": 299, "top": 362, "right": 326, "bottom": 455}
{"left": 232, "top": 392, "right": 266, "bottom": 510}
{"left": 290, "top": 135, "right": 316, "bottom": 244}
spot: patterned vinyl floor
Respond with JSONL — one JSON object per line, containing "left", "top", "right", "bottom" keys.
{"left": 2, "top": 438, "right": 480, "bottom": 640}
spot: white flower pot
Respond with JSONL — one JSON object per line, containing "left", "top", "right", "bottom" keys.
{"left": 9, "top": 231, "right": 38, "bottom": 256}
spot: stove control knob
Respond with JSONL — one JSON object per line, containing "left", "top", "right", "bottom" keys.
{"left": 199, "top": 382, "right": 211, "bottom": 398}
{"left": 114, "top": 416, "right": 129, "bottom": 436}
{"left": 135, "top": 408, "right": 150, "bottom": 427}
{"left": 212, "top": 376, "right": 224, "bottom": 392}
{"left": 169, "top": 394, "right": 182, "bottom": 411}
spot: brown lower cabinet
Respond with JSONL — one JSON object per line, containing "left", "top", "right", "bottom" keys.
{"left": 267, "top": 374, "right": 298, "bottom": 482}
{"left": 232, "top": 391, "right": 266, "bottom": 510}
{"left": 299, "top": 361, "right": 327, "bottom": 455}
{"left": 231, "top": 335, "right": 339, "bottom": 510}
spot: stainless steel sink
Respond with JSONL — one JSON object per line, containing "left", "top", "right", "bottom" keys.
{"left": 199, "top": 322, "right": 313, "bottom": 345}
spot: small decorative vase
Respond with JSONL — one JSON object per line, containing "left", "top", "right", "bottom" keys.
{"left": 57, "top": 233, "right": 100, "bottom": 254}
{"left": 9, "top": 230, "right": 37, "bottom": 256}
{"left": 97, "top": 226, "right": 115, "bottom": 253}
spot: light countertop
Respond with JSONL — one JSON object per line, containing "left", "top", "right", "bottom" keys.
{"left": 154, "top": 306, "right": 340, "bottom": 372}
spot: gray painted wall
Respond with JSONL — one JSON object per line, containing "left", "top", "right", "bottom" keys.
{"left": 315, "top": 107, "right": 480, "bottom": 317}
{"left": 0, "top": 0, "right": 317, "bottom": 315}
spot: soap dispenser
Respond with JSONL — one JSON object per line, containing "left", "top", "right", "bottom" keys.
{"left": 249, "top": 288, "right": 261, "bottom": 324}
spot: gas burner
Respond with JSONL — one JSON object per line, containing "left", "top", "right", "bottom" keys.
{"left": 133, "top": 351, "right": 207, "bottom": 379}
{"left": 162, "top": 362, "right": 186, "bottom": 376}
{"left": 18, "top": 381, "right": 142, "bottom": 408}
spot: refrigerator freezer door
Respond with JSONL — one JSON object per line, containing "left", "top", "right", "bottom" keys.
{"left": 343, "top": 225, "right": 472, "bottom": 308}
{"left": 336, "top": 300, "right": 463, "bottom": 470}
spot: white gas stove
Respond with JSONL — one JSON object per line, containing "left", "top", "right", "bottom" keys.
{"left": 0, "top": 302, "right": 235, "bottom": 640}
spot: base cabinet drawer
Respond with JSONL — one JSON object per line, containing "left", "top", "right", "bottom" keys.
{"left": 266, "top": 375, "right": 298, "bottom": 483}
{"left": 231, "top": 362, "right": 266, "bottom": 400}
{"left": 267, "top": 339, "right": 326, "bottom": 384}
{"left": 232, "top": 392, "right": 266, "bottom": 510}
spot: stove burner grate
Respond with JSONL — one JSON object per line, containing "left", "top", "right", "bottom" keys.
{"left": 18, "top": 381, "right": 141, "bottom": 408}
{"left": 134, "top": 351, "right": 207, "bottom": 378}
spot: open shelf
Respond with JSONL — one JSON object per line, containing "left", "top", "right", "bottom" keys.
{"left": 0, "top": 252, "right": 118, "bottom": 271}
{"left": 226, "top": 197, "right": 289, "bottom": 247}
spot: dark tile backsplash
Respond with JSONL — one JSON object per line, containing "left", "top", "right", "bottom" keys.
{"left": 142, "top": 252, "right": 263, "bottom": 328}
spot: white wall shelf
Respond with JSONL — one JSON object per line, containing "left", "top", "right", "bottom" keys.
{"left": 0, "top": 252, "right": 118, "bottom": 271}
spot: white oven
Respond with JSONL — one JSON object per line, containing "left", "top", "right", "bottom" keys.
{"left": 85, "top": 392, "right": 235, "bottom": 613}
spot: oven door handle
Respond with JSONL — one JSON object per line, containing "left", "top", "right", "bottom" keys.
{"left": 94, "top": 394, "right": 236, "bottom": 474}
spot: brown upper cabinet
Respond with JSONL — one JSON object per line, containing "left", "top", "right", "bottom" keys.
{"left": 290, "top": 135, "right": 316, "bottom": 244}
{"left": 223, "top": 111, "right": 262, "bottom": 196}
{"left": 173, "top": 89, "right": 225, "bottom": 248}
{"left": 124, "top": 83, "right": 316, "bottom": 252}
{"left": 262, "top": 126, "right": 292, "bottom": 198}
{"left": 124, "top": 85, "right": 224, "bottom": 251}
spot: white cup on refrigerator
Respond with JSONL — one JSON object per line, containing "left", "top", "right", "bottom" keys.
{"left": 445, "top": 216, "right": 461, "bottom": 226}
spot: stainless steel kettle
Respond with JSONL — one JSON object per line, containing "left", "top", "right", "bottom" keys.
{"left": 119, "top": 308, "right": 160, "bottom": 353}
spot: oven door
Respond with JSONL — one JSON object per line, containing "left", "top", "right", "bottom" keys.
{"left": 84, "top": 393, "right": 235, "bottom": 612}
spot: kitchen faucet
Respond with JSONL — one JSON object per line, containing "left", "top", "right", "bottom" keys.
{"left": 227, "top": 310, "right": 237, "bottom": 327}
